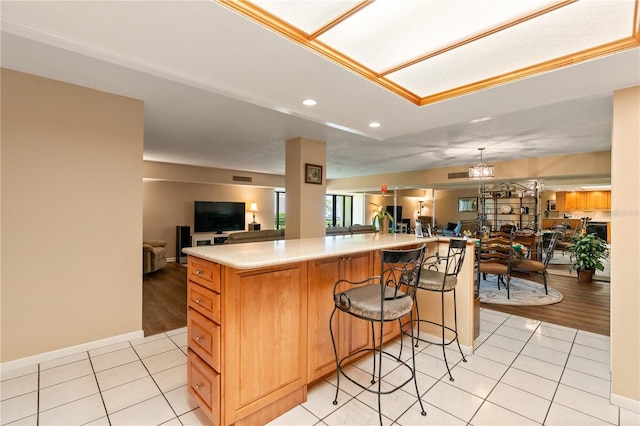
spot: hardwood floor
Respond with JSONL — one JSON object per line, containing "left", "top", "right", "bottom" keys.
{"left": 142, "top": 260, "right": 611, "bottom": 337}
{"left": 481, "top": 269, "right": 611, "bottom": 336}
{"left": 143, "top": 261, "right": 187, "bottom": 336}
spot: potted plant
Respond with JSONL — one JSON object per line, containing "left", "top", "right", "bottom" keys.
{"left": 369, "top": 182, "right": 394, "bottom": 233}
{"left": 370, "top": 202, "right": 394, "bottom": 233}
{"left": 567, "top": 232, "right": 609, "bottom": 283}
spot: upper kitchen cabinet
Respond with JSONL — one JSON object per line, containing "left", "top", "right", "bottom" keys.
{"left": 555, "top": 191, "right": 610, "bottom": 211}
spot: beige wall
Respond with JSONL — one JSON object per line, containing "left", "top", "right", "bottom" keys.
{"left": 143, "top": 180, "right": 276, "bottom": 258}
{"left": 327, "top": 151, "right": 611, "bottom": 191}
{"left": 433, "top": 188, "right": 479, "bottom": 228}
{"left": 1, "top": 69, "right": 143, "bottom": 362}
{"left": 143, "top": 160, "right": 284, "bottom": 189}
{"left": 610, "top": 85, "right": 640, "bottom": 405}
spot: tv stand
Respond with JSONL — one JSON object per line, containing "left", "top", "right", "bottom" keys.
{"left": 191, "top": 232, "right": 229, "bottom": 247}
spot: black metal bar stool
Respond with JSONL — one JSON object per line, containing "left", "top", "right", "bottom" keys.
{"left": 330, "top": 245, "right": 426, "bottom": 425}
{"left": 407, "top": 238, "right": 468, "bottom": 381}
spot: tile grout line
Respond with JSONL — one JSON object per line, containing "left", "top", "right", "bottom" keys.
{"left": 542, "top": 332, "right": 619, "bottom": 426}
{"left": 539, "top": 324, "right": 578, "bottom": 426}
{"left": 482, "top": 316, "right": 617, "bottom": 426}
{"left": 129, "top": 332, "right": 192, "bottom": 424}
{"left": 463, "top": 312, "right": 520, "bottom": 425}
{"left": 86, "top": 350, "right": 112, "bottom": 426}
{"left": 36, "top": 363, "right": 40, "bottom": 426}
{"left": 467, "top": 315, "right": 583, "bottom": 425}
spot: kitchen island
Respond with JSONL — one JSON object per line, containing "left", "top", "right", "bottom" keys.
{"left": 183, "top": 233, "right": 476, "bottom": 425}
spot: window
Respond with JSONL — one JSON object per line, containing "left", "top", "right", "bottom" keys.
{"left": 275, "top": 192, "right": 353, "bottom": 229}
{"left": 275, "top": 191, "right": 285, "bottom": 229}
{"left": 326, "top": 194, "right": 353, "bottom": 227}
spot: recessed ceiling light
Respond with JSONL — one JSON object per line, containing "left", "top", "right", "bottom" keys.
{"left": 302, "top": 99, "right": 317, "bottom": 106}
{"left": 369, "top": 122, "right": 381, "bottom": 128}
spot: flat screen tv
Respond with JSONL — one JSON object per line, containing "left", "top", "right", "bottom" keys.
{"left": 385, "top": 205, "right": 402, "bottom": 222}
{"left": 194, "top": 201, "right": 245, "bottom": 233}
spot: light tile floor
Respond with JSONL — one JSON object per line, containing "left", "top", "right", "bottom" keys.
{"left": 2, "top": 310, "right": 639, "bottom": 425}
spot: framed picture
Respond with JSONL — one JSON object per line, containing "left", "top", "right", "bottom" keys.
{"left": 458, "top": 197, "right": 478, "bottom": 212}
{"left": 305, "top": 163, "right": 323, "bottom": 184}
{"left": 548, "top": 200, "right": 556, "bottom": 211}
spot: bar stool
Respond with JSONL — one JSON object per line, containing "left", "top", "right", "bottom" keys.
{"left": 409, "top": 238, "right": 467, "bottom": 381}
{"left": 330, "top": 245, "right": 426, "bottom": 425}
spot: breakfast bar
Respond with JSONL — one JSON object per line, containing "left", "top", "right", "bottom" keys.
{"left": 183, "top": 233, "right": 476, "bottom": 425}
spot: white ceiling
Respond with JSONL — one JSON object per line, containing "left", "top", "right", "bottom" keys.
{"left": 1, "top": 1, "right": 639, "bottom": 183}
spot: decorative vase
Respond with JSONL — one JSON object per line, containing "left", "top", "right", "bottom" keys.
{"left": 577, "top": 269, "right": 594, "bottom": 283}
{"left": 382, "top": 216, "right": 390, "bottom": 233}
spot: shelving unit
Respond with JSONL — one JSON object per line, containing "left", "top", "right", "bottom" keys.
{"left": 191, "top": 233, "right": 229, "bottom": 246}
{"left": 479, "top": 181, "right": 541, "bottom": 232}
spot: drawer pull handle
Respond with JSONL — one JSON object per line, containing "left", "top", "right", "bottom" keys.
{"left": 195, "top": 383, "right": 201, "bottom": 390}
{"left": 195, "top": 269, "right": 203, "bottom": 275}
{"left": 195, "top": 298, "right": 201, "bottom": 304}
{"left": 195, "top": 335, "right": 201, "bottom": 342}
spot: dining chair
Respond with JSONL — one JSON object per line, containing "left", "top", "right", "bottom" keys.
{"left": 478, "top": 229, "right": 517, "bottom": 298}
{"left": 513, "top": 231, "right": 559, "bottom": 294}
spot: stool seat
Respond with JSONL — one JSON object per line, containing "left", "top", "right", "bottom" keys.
{"left": 336, "top": 285, "right": 413, "bottom": 321}
{"left": 418, "top": 269, "right": 458, "bottom": 291}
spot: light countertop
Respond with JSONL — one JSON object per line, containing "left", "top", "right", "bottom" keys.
{"left": 183, "top": 233, "right": 441, "bottom": 269}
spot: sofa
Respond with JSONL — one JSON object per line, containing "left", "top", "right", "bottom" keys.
{"left": 326, "top": 224, "right": 377, "bottom": 236}
{"left": 441, "top": 220, "right": 463, "bottom": 237}
{"left": 348, "top": 224, "right": 376, "bottom": 234}
{"left": 143, "top": 240, "right": 167, "bottom": 273}
{"left": 225, "top": 229, "right": 285, "bottom": 244}
{"left": 225, "top": 225, "right": 376, "bottom": 244}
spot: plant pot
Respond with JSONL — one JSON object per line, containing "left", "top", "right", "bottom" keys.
{"left": 577, "top": 269, "right": 595, "bottom": 283}
{"left": 381, "top": 216, "right": 390, "bottom": 233}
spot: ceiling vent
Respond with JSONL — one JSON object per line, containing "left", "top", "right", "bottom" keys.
{"left": 448, "top": 171, "right": 469, "bottom": 179}
{"left": 233, "top": 175, "right": 252, "bottom": 182}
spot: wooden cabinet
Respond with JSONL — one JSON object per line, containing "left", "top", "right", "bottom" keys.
{"left": 186, "top": 241, "right": 425, "bottom": 424}
{"left": 556, "top": 191, "right": 611, "bottom": 211}
{"left": 223, "top": 263, "right": 308, "bottom": 425}
{"left": 563, "top": 192, "right": 574, "bottom": 210}
{"left": 587, "top": 191, "right": 610, "bottom": 209}
{"left": 188, "top": 349, "right": 220, "bottom": 422}
{"left": 307, "top": 252, "right": 373, "bottom": 382}
{"left": 187, "top": 257, "right": 222, "bottom": 425}
{"left": 187, "top": 257, "right": 309, "bottom": 426}
{"left": 555, "top": 191, "right": 566, "bottom": 211}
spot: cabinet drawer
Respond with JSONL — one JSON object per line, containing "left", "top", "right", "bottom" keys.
{"left": 188, "top": 281, "right": 221, "bottom": 324}
{"left": 188, "top": 308, "right": 220, "bottom": 371}
{"left": 188, "top": 350, "right": 220, "bottom": 425}
{"left": 188, "top": 257, "right": 220, "bottom": 292}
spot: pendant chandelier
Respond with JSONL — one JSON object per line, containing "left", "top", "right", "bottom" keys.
{"left": 468, "top": 147, "right": 495, "bottom": 180}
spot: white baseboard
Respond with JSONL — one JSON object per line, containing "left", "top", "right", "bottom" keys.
{"left": 461, "top": 343, "right": 474, "bottom": 356}
{"left": 0, "top": 330, "right": 144, "bottom": 373}
{"left": 167, "top": 257, "right": 177, "bottom": 263}
{"left": 611, "top": 393, "right": 640, "bottom": 413}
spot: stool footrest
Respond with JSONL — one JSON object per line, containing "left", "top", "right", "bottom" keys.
{"left": 337, "top": 347, "right": 415, "bottom": 395}
{"left": 402, "top": 319, "right": 460, "bottom": 346}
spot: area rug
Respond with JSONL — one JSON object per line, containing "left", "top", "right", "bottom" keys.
{"left": 479, "top": 275, "right": 563, "bottom": 306}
